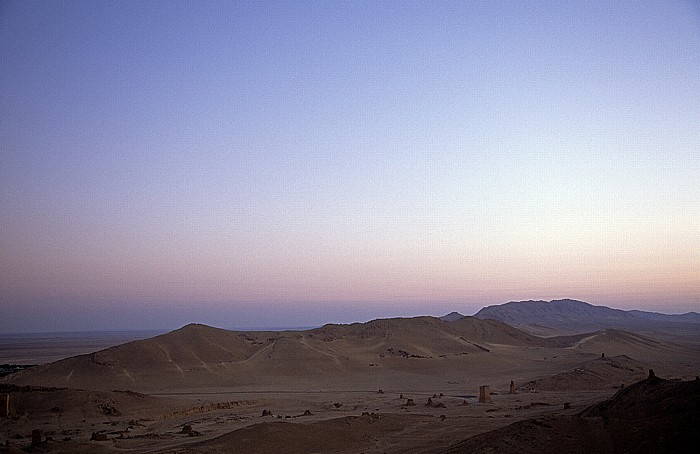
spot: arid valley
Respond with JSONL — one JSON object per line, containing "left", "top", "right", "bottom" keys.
{"left": 3, "top": 1, "right": 699, "bottom": 452}
{"left": 1, "top": 300, "right": 699, "bottom": 453}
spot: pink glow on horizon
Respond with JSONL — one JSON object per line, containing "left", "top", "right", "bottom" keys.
{"left": 1, "top": 1, "right": 698, "bottom": 332}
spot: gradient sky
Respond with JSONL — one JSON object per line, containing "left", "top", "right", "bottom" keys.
{"left": 1, "top": 1, "right": 699, "bottom": 332}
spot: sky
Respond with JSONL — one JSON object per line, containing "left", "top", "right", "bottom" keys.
{"left": 1, "top": 0, "right": 699, "bottom": 333}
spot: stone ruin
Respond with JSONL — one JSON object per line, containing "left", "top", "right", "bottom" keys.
{"left": 181, "top": 424, "right": 201, "bottom": 437}
{"left": 479, "top": 385, "right": 492, "bottom": 403}
{"left": 405, "top": 398, "right": 416, "bottom": 406}
{"left": 91, "top": 432, "right": 108, "bottom": 441}
{"left": 425, "top": 396, "right": 446, "bottom": 408}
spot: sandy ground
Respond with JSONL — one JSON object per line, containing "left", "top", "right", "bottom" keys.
{"left": 0, "top": 385, "right": 614, "bottom": 453}
{"left": 1, "top": 318, "right": 698, "bottom": 453}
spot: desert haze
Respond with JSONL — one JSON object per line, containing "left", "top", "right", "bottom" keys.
{"left": 1, "top": 300, "right": 699, "bottom": 453}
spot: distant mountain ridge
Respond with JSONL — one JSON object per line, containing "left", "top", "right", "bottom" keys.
{"left": 474, "top": 299, "right": 700, "bottom": 337}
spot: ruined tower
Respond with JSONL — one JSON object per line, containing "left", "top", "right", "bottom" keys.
{"left": 479, "top": 385, "right": 492, "bottom": 403}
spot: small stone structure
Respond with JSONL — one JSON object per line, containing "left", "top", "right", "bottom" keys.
{"left": 405, "top": 398, "right": 416, "bottom": 406}
{"left": 509, "top": 380, "right": 516, "bottom": 394}
{"left": 479, "top": 385, "right": 492, "bottom": 403}
{"left": 183, "top": 426, "right": 200, "bottom": 437}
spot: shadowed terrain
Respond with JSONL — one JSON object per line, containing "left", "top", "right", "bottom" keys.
{"left": 441, "top": 375, "right": 700, "bottom": 454}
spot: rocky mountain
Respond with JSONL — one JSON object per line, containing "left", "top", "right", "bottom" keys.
{"left": 474, "top": 299, "right": 700, "bottom": 337}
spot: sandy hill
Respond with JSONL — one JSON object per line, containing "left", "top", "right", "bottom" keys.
{"left": 447, "top": 316, "right": 553, "bottom": 347}
{"left": 1, "top": 317, "right": 550, "bottom": 392}
{"left": 442, "top": 374, "right": 700, "bottom": 454}
{"left": 475, "top": 299, "right": 700, "bottom": 338}
{"left": 548, "top": 328, "right": 682, "bottom": 358}
{"left": 0, "top": 383, "right": 183, "bottom": 424}
{"left": 521, "top": 329, "right": 693, "bottom": 390}
{"left": 520, "top": 355, "right": 649, "bottom": 391}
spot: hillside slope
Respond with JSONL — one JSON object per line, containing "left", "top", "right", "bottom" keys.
{"left": 442, "top": 375, "right": 700, "bottom": 454}
{"left": 1, "top": 317, "right": 548, "bottom": 392}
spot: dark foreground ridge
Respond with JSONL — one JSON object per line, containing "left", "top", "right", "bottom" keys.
{"left": 441, "top": 372, "right": 700, "bottom": 454}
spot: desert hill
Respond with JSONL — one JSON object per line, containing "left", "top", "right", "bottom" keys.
{"left": 442, "top": 374, "right": 700, "bottom": 454}
{"left": 447, "top": 316, "right": 552, "bottom": 347}
{"left": 0, "top": 383, "right": 183, "bottom": 423}
{"left": 521, "top": 329, "right": 695, "bottom": 390}
{"left": 548, "top": 328, "right": 683, "bottom": 358}
{"left": 475, "top": 299, "right": 700, "bottom": 338}
{"left": 520, "top": 355, "right": 649, "bottom": 391}
{"left": 1, "top": 316, "right": 553, "bottom": 392}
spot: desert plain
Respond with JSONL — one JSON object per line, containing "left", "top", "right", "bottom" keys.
{"left": 1, "top": 300, "right": 699, "bottom": 453}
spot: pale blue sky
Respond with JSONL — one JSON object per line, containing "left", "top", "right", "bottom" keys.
{"left": 1, "top": 1, "right": 698, "bottom": 332}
